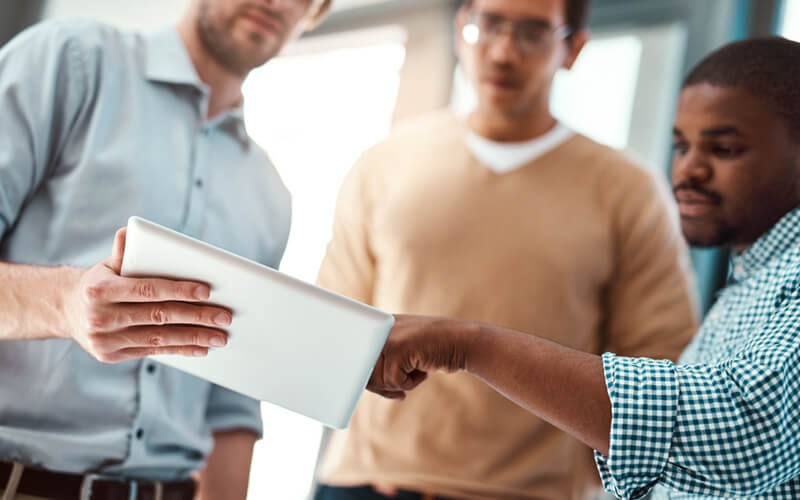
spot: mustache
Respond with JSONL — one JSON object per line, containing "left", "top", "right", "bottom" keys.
{"left": 672, "top": 182, "right": 723, "bottom": 204}
{"left": 239, "top": 2, "right": 288, "bottom": 33}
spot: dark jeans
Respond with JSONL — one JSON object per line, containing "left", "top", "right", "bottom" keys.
{"left": 314, "top": 485, "right": 451, "bottom": 500}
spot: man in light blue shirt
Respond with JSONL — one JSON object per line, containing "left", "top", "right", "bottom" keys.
{"left": 0, "top": 0, "right": 331, "bottom": 498}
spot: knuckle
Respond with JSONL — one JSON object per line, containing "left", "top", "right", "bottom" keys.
{"left": 83, "top": 283, "right": 105, "bottom": 302}
{"left": 191, "top": 332, "right": 202, "bottom": 346}
{"left": 136, "top": 282, "right": 157, "bottom": 299}
{"left": 148, "top": 335, "right": 163, "bottom": 347}
{"left": 150, "top": 307, "right": 168, "bottom": 325}
{"left": 87, "top": 312, "right": 109, "bottom": 330}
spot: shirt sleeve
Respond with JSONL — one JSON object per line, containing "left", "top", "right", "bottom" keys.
{"left": 595, "top": 295, "right": 800, "bottom": 498}
{"left": 205, "top": 384, "right": 264, "bottom": 437}
{"left": 0, "top": 22, "right": 91, "bottom": 238}
{"left": 603, "top": 166, "right": 700, "bottom": 361}
{"left": 315, "top": 151, "right": 376, "bottom": 303}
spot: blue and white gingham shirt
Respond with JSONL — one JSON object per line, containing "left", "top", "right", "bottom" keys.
{"left": 595, "top": 207, "right": 800, "bottom": 499}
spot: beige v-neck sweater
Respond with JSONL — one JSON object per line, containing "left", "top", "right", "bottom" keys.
{"left": 316, "top": 111, "right": 698, "bottom": 500}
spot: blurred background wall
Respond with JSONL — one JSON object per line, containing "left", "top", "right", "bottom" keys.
{"left": 2, "top": 0, "right": 799, "bottom": 498}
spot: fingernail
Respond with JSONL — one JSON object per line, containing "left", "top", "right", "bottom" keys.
{"left": 194, "top": 286, "right": 209, "bottom": 300}
{"left": 209, "top": 336, "right": 226, "bottom": 347}
{"left": 193, "top": 348, "right": 208, "bottom": 357}
{"left": 214, "top": 313, "right": 231, "bottom": 326}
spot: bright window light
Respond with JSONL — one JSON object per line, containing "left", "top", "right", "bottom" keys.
{"left": 242, "top": 26, "right": 406, "bottom": 500}
{"left": 781, "top": 0, "right": 800, "bottom": 41}
{"left": 550, "top": 35, "right": 643, "bottom": 149}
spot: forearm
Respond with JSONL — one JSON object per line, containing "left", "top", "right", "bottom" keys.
{"left": 0, "top": 261, "right": 81, "bottom": 340}
{"left": 460, "top": 322, "right": 612, "bottom": 454}
{"left": 194, "top": 429, "right": 257, "bottom": 500}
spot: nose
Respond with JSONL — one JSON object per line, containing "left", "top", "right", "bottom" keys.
{"left": 673, "top": 149, "right": 713, "bottom": 184}
{"left": 486, "top": 27, "right": 522, "bottom": 63}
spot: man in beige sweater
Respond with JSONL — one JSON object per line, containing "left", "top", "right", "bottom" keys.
{"left": 314, "top": 0, "right": 698, "bottom": 499}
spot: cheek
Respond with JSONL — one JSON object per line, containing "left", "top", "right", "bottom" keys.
{"left": 715, "top": 166, "right": 759, "bottom": 217}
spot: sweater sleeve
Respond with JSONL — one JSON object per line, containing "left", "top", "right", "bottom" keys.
{"left": 602, "top": 166, "right": 699, "bottom": 361}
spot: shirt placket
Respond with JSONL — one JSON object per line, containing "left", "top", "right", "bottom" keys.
{"left": 127, "top": 360, "right": 163, "bottom": 461}
{"left": 182, "top": 94, "right": 212, "bottom": 237}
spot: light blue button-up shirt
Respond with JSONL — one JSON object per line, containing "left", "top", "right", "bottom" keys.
{"left": 0, "top": 21, "right": 291, "bottom": 480}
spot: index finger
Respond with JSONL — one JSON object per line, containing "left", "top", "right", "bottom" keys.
{"left": 100, "top": 275, "right": 211, "bottom": 303}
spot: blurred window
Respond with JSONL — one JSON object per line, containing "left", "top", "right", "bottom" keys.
{"left": 781, "top": 0, "right": 800, "bottom": 41}
{"left": 242, "top": 26, "right": 407, "bottom": 500}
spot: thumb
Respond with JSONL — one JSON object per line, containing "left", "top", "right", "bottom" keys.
{"left": 107, "top": 227, "right": 127, "bottom": 273}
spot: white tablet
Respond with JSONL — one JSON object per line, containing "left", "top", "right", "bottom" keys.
{"left": 120, "top": 216, "right": 393, "bottom": 429}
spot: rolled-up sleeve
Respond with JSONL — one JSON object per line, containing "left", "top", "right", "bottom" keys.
{"left": 205, "top": 385, "right": 263, "bottom": 438}
{"left": 594, "top": 354, "right": 679, "bottom": 499}
{"left": 0, "top": 22, "right": 90, "bottom": 238}
{"left": 595, "top": 297, "right": 800, "bottom": 498}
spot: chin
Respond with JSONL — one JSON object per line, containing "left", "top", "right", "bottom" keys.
{"left": 681, "top": 221, "right": 735, "bottom": 248}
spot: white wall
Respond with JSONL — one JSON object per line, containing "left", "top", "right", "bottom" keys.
{"left": 46, "top": 0, "right": 190, "bottom": 31}
{"left": 44, "top": 0, "right": 394, "bottom": 32}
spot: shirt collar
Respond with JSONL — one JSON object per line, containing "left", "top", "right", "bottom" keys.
{"left": 144, "top": 27, "right": 205, "bottom": 89}
{"left": 213, "top": 109, "right": 251, "bottom": 150}
{"left": 145, "top": 28, "right": 251, "bottom": 149}
{"left": 730, "top": 206, "right": 800, "bottom": 281}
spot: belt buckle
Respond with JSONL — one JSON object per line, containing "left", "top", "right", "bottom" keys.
{"left": 79, "top": 473, "right": 140, "bottom": 500}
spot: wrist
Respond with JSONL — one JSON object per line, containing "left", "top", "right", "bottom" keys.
{"left": 450, "top": 319, "right": 483, "bottom": 373}
{"left": 53, "top": 265, "right": 83, "bottom": 339}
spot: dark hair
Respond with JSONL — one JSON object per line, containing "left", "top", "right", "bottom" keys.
{"left": 461, "top": 0, "right": 591, "bottom": 34}
{"left": 683, "top": 37, "right": 800, "bottom": 140}
{"left": 565, "top": 0, "right": 591, "bottom": 33}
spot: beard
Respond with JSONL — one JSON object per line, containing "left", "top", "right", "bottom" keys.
{"left": 681, "top": 219, "right": 738, "bottom": 248}
{"left": 196, "top": 0, "right": 281, "bottom": 76}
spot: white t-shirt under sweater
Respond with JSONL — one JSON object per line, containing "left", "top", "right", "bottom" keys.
{"left": 463, "top": 122, "right": 575, "bottom": 174}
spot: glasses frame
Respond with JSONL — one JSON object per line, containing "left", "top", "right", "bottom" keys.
{"left": 461, "top": 10, "right": 574, "bottom": 55}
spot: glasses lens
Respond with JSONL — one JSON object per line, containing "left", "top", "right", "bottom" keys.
{"left": 462, "top": 23, "right": 480, "bottom": 45}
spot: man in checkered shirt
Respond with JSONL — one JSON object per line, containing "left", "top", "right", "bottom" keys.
{"left": 366, "top": 36, "right": 800, "bottom": 499}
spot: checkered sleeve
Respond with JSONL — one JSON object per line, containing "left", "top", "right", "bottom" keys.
{"left": 595, "top": 299, "right": 800, "bottom": 499}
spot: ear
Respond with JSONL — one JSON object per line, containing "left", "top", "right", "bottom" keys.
{"left": 562, "top": 29, "right": 590, "bottom": 70}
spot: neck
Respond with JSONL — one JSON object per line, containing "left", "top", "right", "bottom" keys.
{"left": 467, "top": 106, "right": 557, "bottom": 142}
{"left": 176, "top": 20, "right": 245, "bottom": 120}
{"left": 732, "top": 244, "right": 750, "bottom": 255}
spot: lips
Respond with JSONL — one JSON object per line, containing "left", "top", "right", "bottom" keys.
{"left": 674, "top": 190, "right": 721, "bottom": 217}
{"left": 483, "top": 74, "right": 521, "bottom": 89}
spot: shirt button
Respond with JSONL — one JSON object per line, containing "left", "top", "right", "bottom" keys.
{"left": 734, "top": 263, "right": 745, "bottom": 277}
{"left": 195, "top": 178, "right": 204, "bottom": 189}
{"left": 146, "top": 363, "right": 156, "bottom": 374}
{"left": 135, "top": 428, "right": 144, "bottom": 440}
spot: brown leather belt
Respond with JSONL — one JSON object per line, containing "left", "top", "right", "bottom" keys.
{"left": 0, "top": 461, "right": 196, "bottom": 500}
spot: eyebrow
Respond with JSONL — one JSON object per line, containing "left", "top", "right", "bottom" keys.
{"left": 479, "top": 11, "right": 553, "bottom": 27}
{"left": 672, "top": 125, "right": 743, "bottom": 138}
{"left": 700, "top": 125, "right": 743, "bottom": 137}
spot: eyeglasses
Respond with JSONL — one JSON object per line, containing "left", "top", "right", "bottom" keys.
{"left": 461, "top": 11, "right": 573, "bottom": 55}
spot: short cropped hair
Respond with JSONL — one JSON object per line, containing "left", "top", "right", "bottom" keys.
{"left": 683, "top": 37, "right": 800, "bottom": 140}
